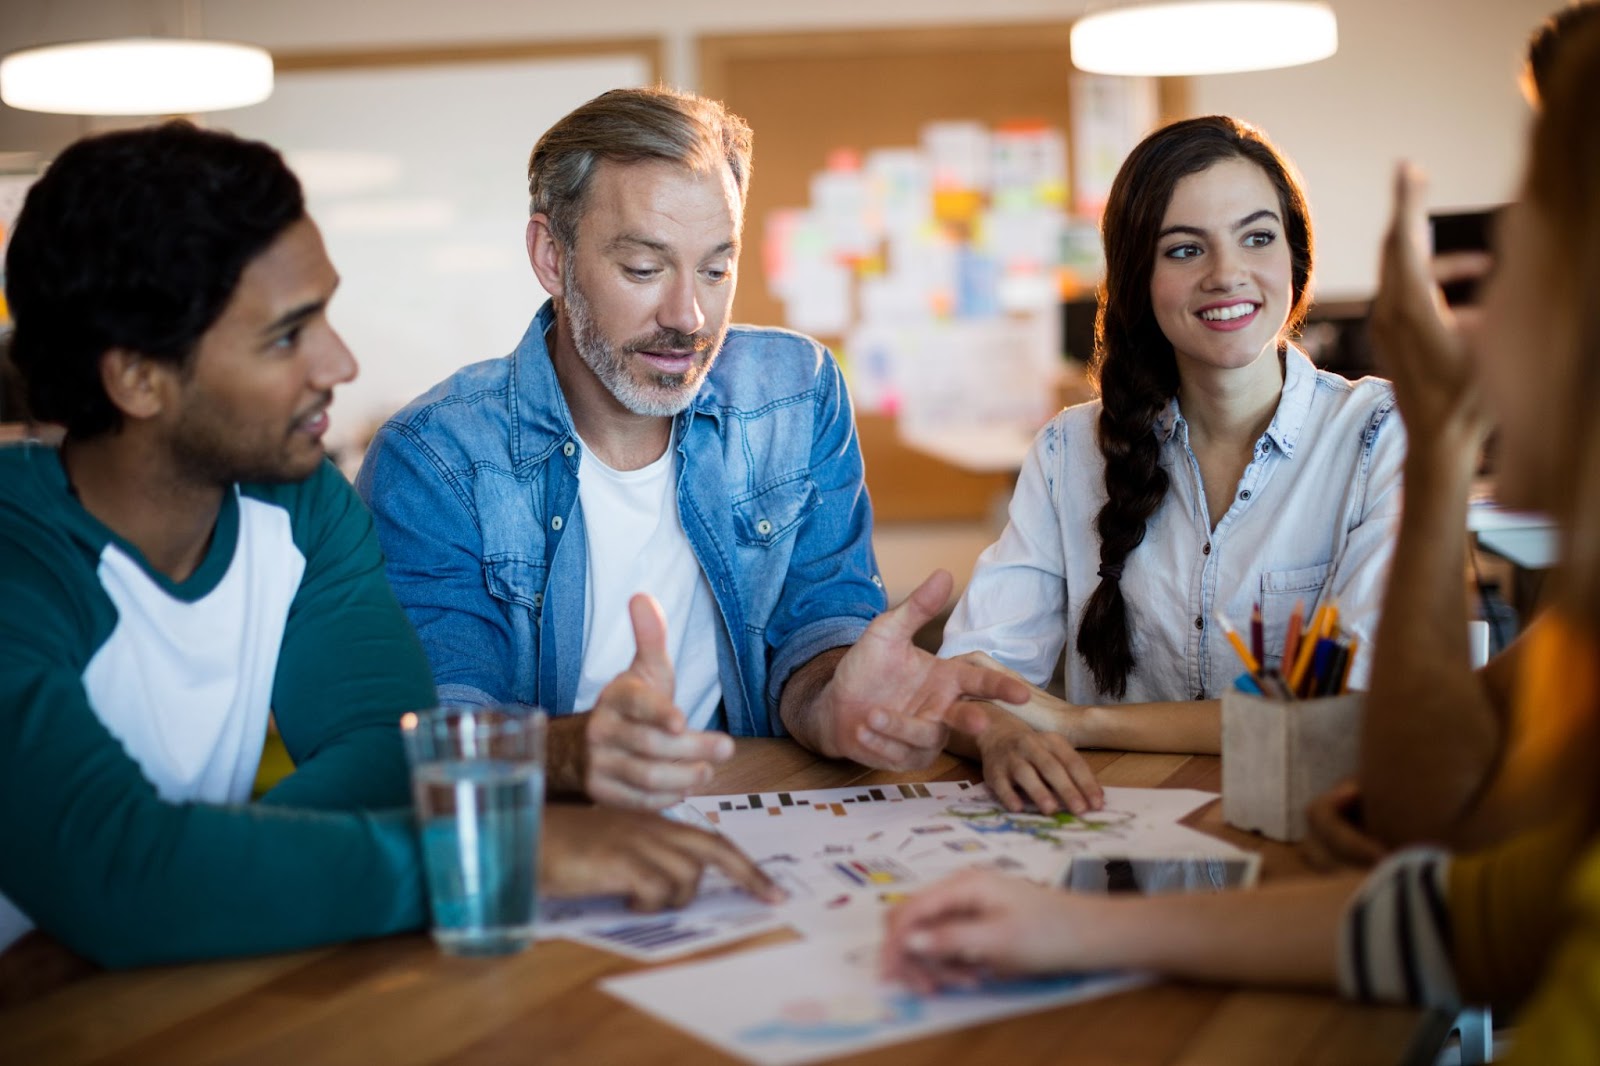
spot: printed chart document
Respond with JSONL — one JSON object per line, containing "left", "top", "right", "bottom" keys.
{"left": 588, "top": 782, "right": 1240, "bottom": 1060}
{"left": 542, "top": 782, "right": 1238, "bottom": 961}
{"left": 537, "top": 866, "right": 792, "bottom": 961}
{"left": 690, "top": 782, "right": 1239, "bottom": 904}
{"left": 534, "top": 783, "right": 980, "bottom": 961}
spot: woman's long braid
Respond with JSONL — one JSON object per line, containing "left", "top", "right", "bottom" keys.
{"left": 1076, "top": 308, "right": 1178, "bottom": 699}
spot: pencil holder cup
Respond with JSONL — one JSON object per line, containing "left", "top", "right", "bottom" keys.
{"left": 1221, "top": 690, "right": 1363, "bottom": 842}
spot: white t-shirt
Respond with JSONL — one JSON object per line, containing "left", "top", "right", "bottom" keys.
{"left": 572, "top": 430, "right": 725, "bottom": 731}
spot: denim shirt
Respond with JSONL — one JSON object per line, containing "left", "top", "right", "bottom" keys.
{"left": 355, "top": 300, "right": 886, "bottom": 736}
{"left": 941, "top": 348, "right": 1405, "bottom": 704}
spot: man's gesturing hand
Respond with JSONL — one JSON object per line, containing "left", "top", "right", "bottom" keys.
{"left": 585, "top": 594, "right": 733, "bottom": 809}
{"left": 804, "top": 570, "right": 1031, "bottom": 770}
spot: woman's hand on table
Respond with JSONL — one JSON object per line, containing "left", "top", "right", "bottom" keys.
{"left": 974, "top": 708, "right": 1104, "bottom": 815}
{"left": 540, "top": 805, "right": 784, "bottom": 910}
{"left": 880, "top": 869, "right": 1084, "bottom": 992}
{"left": 949, "top": 651, "right": 1103, "bottom": 815}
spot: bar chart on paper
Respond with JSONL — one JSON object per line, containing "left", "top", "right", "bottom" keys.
{"left": 689, "top": 782, "right": 1242, "bottom": 912}
{"left": 695, "top": 781, "right": 976, "bottom": 821}
{"left": 543, "top": 783, "right": 1242, "bottom": 964}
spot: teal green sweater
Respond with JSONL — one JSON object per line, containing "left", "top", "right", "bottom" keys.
{"left": 0, "top": 445, "right": 437, "bottom": 967}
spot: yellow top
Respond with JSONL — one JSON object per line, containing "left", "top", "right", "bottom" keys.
{"left": 1507, "top": 845, "right": 1600, "bottom": 1064}
{"left": 1458, "top": 611, "right": 1600, "bottom": 1060}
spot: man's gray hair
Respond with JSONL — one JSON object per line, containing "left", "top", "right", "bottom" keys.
{"left": 527, "top": 86, "right": 754, "bottom": 248}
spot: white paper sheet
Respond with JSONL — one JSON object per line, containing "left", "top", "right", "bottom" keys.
{"left": 603, "top": 930, "right": 1150, "bottom": 1066}
{"left": 686, "top": 783, "right": 1238, "bottom": 937}
{"left": 543, "top": 783, "right": 1238, "bottom": 963}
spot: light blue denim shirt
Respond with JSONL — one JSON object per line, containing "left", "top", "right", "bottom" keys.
{"left": 941, "top": 348, "right": 1405, "bottom": 704}
{"left": 355, "top": 300, "right": 887, "bottom": 736}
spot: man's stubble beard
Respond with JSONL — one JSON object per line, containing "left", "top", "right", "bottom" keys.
{"left": 561, "top": 257, "right": 726, "bottom": 418}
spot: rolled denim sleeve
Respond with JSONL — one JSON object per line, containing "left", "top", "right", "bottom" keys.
{"left": 356, "top": 422, "right": 521, "bottom": 707}
{"left": 763, "top": 352, "right": 886, "bottom": 722}
{"left": 1326, "top": 397, "right": 1406, "bottom": 688}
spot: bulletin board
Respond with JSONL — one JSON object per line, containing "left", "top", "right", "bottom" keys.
{"left": 699, "top": 23, "right": 1188, "bottom": 338}
{"left": 700, "top": 25, "right": 1187, "bottom": 521}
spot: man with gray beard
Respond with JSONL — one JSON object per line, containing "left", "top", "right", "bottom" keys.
{"left": 358, "top": 88, "right": 1026, "bottom": 811}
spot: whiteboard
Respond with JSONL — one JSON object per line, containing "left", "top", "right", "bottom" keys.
{"left": 219, "top": 53, "right": 652, "bottom": 451}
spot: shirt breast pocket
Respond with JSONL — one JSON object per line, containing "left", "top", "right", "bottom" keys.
{"left": 1258, "top": 562, "right": 1330, "bottom": 671}
{"left": 732, "top": 475, "right": 818, "bottom": 548}
{"left": 483, "top": 556, "right": 548, "bottom": 613}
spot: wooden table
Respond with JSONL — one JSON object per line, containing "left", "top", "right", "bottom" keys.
{"left": 0, "top": 742, "right": 1427, "bottom": 1066}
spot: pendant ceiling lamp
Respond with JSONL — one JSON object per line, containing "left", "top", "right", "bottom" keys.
{"left": 1071, "top": 1, "right": 1338, "bottom": 77}
{"left": 1, "top": 37, "right": 273, "bottom": 115}
{"left": 2, "top": 0, "right": 273, "bottom": 119}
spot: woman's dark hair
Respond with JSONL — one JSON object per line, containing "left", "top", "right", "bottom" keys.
{"left": 5, "top": 120, "right": 305, "bottom": 439}
{"left": 1524, "top": 1, "right": 1600, "bottom": 106}
{"left": 1527, "top": 15, "right": 1600, "bottom": 622}
{"left": 1076, "top": 115, "right": 1313, "bottom": 698}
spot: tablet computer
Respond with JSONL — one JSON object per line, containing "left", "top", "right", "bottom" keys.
{"left": 1063, "top": 854, "right": 1262, "bottom": 895}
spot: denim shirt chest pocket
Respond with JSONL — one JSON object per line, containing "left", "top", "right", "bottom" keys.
{"left": 481, "top": 555, "right": 547, "bottom": 699}
{"left": 483, "top": 555, "right": 547, "bottom": 610}
{"left": 731, "top": 474, "right": 819, "bottom": 628}
{"left": 1258, "top": 561, "right": 1330, "bottom": 670}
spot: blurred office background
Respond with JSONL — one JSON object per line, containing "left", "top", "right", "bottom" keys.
{"left": 0, "top": 0, "right": 1554, "bottom": 606}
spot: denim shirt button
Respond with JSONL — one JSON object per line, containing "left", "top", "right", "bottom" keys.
{"left": 550, "top": 515, "right": 563, "bottom": 531}
{"left": 562, "top": 441, "right": 576, "bottom": 458}
{"left": 1239, "top": 489, "right": 1251, "bottom": 500}
{"left": 871, "top": 574, "right": 883, "bottom": 588}
{"left": 1202, "top": 542, "right": 1212, "bottom": 555}
{"left": 1194, "top": 615, "right": 1204, "bottom": 630}
{"left": 756, "top": 518, "right": 773, "bottom": 536}
{"left": 533, "top": 592, "right": 544, "bottom": 610}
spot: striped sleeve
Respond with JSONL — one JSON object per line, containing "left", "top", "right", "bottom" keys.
{"left": 1338, "top": 847, "right": 1461, "bottom": 1009}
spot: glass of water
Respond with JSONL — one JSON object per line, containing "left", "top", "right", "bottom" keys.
{"left": 400, "top": 704, "right": 546, "bottom": 956}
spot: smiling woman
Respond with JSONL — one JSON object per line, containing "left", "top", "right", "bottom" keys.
{"left": 939, "top": 116, "right": 1405, "bottom": 815}
{"left": 1149, "top": 159, "right": 1295, "bottom": 379}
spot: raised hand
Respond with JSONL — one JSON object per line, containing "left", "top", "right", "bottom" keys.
{"left": 584, "top": 594, "right": 733, "bottom": 809}
{"left": 1369, "top": 162, "right": 1494, "bottom": 453}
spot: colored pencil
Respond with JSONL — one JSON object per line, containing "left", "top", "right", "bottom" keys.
{"left": 1303, "top": 638, "right": 1337, "bottom": 698}
{"left": 1283, "top": 599, "right": 1305, "bottom": 674}
{"left": 1288, "top": 604, "right": 1330, "bottom": 692}
{"left": 1259, "top": 670, "right": 1292, "bottom": 700}
{"left": 1217, "top": 615, "right": 1261, "bottom": 676}
{"left": 1250, "top": 602, "right": 1264, "bottom": 669}
{"left": 1320, "top": 602, "right": 1341, "bottom": 641}
{"left": 1339, "top": 637, "right": 1360, "bottom": 694}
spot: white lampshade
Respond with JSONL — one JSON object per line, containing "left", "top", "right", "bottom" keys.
{"left": 1071, "top": 1, "right": 1338, "bottom": 77}
{"left": 0, "top": 38, "right": 273, "bottom": 116}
